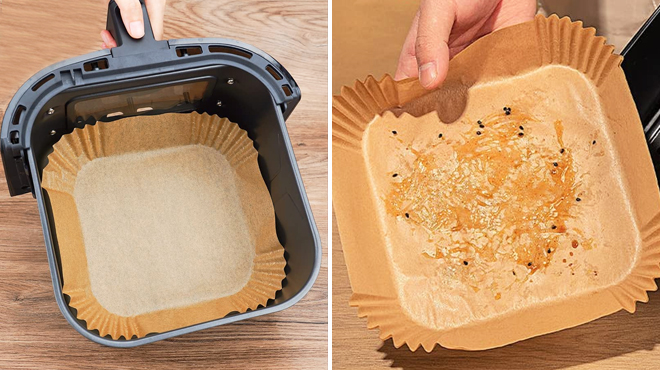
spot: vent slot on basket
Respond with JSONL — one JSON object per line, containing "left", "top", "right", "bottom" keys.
{"left": 9, "top": 131, "right": 19, "bottom": 144}
{"left": 209, "top": 45, "right": 252, "bottom": 59}
{"left": 282, "top": 84, "right": 293, "bottom": 97}
{"left": 32, "top": 74, "right": 55, "bottom": 91}
{"left": 266, "top": 65, "right": 283, "bottom": 81}
{"left": 12, "top": 105, "right": 26, "bottom": 125}
{"left": 83, "top": 58, "right": 109, "bottom": 72}
{"left": 176, "top": 46, "right": 203, "bottom": 57}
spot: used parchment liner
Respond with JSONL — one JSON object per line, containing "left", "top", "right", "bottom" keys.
{"left": 333, "top": 15, "right": 660, "bottom": 351}
{"left": 42, "top": 112, "right": 285, "bottom": 340}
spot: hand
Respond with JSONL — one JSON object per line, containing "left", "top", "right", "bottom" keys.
{"left": 395, "top": 0, "right": 536, "bottom": 89}
{"left": 101, "top": 0, "right": 167, "bottom": 49}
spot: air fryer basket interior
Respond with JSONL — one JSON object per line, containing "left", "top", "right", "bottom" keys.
{"left": 36, "top": 65, "right": 318, "bottom": 342}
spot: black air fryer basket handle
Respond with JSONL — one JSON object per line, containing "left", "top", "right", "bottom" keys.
{"left": 106, "top": 0, "right": 165, "bottom": 56}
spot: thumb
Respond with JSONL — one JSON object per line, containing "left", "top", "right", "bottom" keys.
{"left": 114, "top": 0, "right": 145, "bottom": 39}
{"left": 415, "top": 0, "right": 455, "bottom": 89}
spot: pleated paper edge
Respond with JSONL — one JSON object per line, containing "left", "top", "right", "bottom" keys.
{"left": 335, "top": 14, "right": 660, "bottom": 351}
{"left": 332, "top": 75, "right": 425, "bottom": 154}
{"left": 42, "top": 113, "right": 286, "bottom": 340}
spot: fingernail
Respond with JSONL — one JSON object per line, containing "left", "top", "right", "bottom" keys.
{"left": 130, "top": 21, "right": 145, "bottom": 38}
{"left": 419, "top": 62, "right": 437, "bottom": 89}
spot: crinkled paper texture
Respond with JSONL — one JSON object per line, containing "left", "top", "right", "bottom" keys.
{"left": 43, "top": 112, "right": 285, "bottom": 339}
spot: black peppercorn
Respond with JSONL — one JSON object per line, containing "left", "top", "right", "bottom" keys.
{"left": 551, "top": 225, "right": 557, "bottom": 229}
{"left": 576, "top": 197, "right": 581, "bottom": 202}
{"left": 560, "top": 148, "right": 565, "bottom": 154}
{"left": 518, "top": 132, "right": 524, "bottom": 137}
{"left": 463, "top": 261, "right": 468, "bottom": 266}
{"left": 527, "top": 262, "right": 533, "bottom": 266}
{"left": 553, "top": 162, "right": 558, "bottom": 167}
{"left": 548, "top": 248, "right": 552, "bottom": 253}
{"left": 438, "top": 133, "right": 443, "bottom": 138}
{"left": 392, "top": 130, "right": 397, "bottom": 135}
{"left": 476, "top": 131, "right": 482, "bottom": 135}
{"left": 592, "top": 140, "right": 596, "bottom": 145}
{"left": 392, "top": 173, "right": 398, "bottom": 178}
{"left": 405, "top": 213, "right": 410, "bottom": 218}
{"left": 519, "top": 126, "right": 524, "bottom": 130}
{"left": 479, "top": 124, "right": 485, "bottom": 128}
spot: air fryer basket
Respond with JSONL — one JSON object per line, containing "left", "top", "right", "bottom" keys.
{"left": 0, "top": 0, "right": 321, "bottom": 347}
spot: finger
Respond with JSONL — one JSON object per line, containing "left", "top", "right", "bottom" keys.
{"left": 395, "top": 11, "right": 420, "bottom": 80}
{"left": 102, "top": 42, "right": 108, "bottom": 49}
{"left": 145, "top": 0, "right": 166, "bottom": 40}
{"left": 415, "top": 0, "right": 455, "bottom": 89}
{"left": 114, "top": 0, "right": 145, "bottom": 39}
{"left": 100, "top": 30, "right": 118, "bottom": 48}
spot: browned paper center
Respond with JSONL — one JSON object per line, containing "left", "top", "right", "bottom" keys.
{"left": 366, "top": 66, "right": 637, "bottom": 330}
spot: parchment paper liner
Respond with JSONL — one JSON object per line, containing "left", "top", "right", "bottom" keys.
{"left": 42, "top": 112, "right": 286, "bottom": 339}
{"left": 333, "top": 14, "right": 660, "bottom": 351}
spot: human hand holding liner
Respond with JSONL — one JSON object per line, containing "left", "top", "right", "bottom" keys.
{"left": 395, "top": 0, "right": 536, "bottom": 89}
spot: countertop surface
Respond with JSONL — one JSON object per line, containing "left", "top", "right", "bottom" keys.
{"left": 0, "top": 1, "right": 328, "bottom": 369}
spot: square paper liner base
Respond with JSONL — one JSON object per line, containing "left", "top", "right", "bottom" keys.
{"left": 42, "top": 112, "right": 286, "bottom": 340}
{"left": 333, "top": 15, "right": 660, "bottom": 351}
